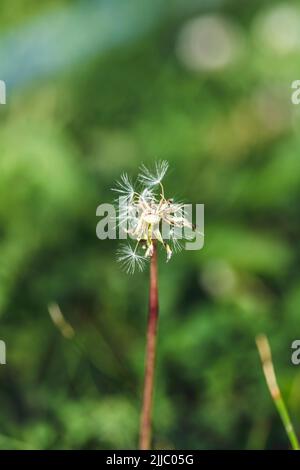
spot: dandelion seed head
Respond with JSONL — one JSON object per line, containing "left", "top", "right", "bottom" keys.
{"left": 117, "top": 244, "right": 147, "bottom": 274}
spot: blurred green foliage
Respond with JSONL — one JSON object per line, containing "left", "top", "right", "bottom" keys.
{"left": 0, "top": 0, "right": 300, "bottom": 449}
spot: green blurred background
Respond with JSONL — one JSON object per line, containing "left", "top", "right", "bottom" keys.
{"left": 0, "top": 0, "right": 300, "bottom": 450}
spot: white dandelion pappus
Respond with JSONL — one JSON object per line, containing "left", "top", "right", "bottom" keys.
{"left": 111, "top": 173, "right": 135, "bottom": 202}
{"left": 169, "top": 227, "right": 183, "bottom": 253}
{"left": 117, "top": 244, "right": 147, "bottom": 274}
{"left": 112, "top": 160, "right": 197, "bottom": 273}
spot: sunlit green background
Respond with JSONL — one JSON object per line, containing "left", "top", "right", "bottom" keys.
{"left": 0, "top": 0, "right": 300, "bottom": 450}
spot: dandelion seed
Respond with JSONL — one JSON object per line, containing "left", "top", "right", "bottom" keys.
{"left": 138, "top": 160, "right": 169, "bottom": 187}
{"left": 169, "top": 228, "right": 183, "bottom": 252}
{"left": 117, "top": 244, "right": 147, "bottom": 274}
{"left": 140, "top": 187, "right": 155, "bottom": 203}
{"left": 165, "top": 243, "right": 172, "bottom": 262}
{"left": 145, "top": 243, "right": 154, "bottom": 258}
{"left": 112, "top": 161, "right": 198, "bottom": 273}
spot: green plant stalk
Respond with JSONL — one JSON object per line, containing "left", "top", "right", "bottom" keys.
{"left": 274, "top": 394, "right": 299, "bottom": 450}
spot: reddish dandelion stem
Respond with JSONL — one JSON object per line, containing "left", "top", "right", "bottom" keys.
{"left": 139, "top": 240, "right": 159, "bottom": 450}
